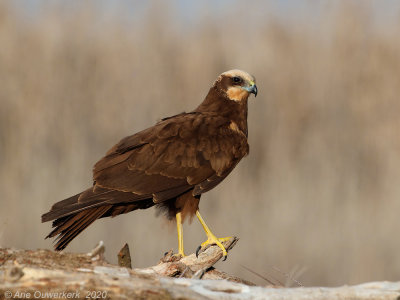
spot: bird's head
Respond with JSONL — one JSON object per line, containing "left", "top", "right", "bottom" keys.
{"left": 214, "top": 69, "right": 257, "bottom": 102}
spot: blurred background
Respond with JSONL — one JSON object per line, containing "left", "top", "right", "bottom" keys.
{"left": 1, "top": 0, "right": 400, "bottom": 287}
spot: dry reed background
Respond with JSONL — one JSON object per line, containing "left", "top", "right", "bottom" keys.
{"left": 1, "top": 1, "right": 400, "bottom": 287}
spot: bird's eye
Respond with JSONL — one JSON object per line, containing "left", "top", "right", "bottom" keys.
{"left": 232, "top": 77, "right": 242, "bottom": 83}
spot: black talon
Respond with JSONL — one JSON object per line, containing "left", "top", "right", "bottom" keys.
{"left": 222, "top": 254, "right": 228, "bottom": 261}
{"left": 195, "top": 245, "right": 202, "bottom": 258}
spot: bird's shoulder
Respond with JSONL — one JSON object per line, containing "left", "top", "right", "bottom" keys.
{"left": 109, "top": 111, "right": 240, "bottom": 154}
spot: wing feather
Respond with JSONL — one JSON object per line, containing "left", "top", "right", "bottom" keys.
{"left": 92, "top": 112, "right": 248, "bottom": 202}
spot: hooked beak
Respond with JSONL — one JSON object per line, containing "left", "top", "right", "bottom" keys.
{"left": 243, "top": 83, "right": 258, "bottom": 97}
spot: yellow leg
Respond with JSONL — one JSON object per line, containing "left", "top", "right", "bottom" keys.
{"left": 196, "top": 210, "right": 232, "bottom": 259}
{"left": 176, "top": 212, "right": 185, "bottom": 257}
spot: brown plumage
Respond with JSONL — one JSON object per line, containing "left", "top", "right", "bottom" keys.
{"left": 42, "top": 69, "right": 257, "bottom": 254}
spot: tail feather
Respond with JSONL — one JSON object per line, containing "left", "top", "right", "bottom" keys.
{"left": 41, "top": 186, "right": 150, "bottom": 223}
{"left": 41, "top": 188, "right": 95, "bottom": 222}
{"left": 49, "top": 205, "right": 113, "bottom": 251}
{"left": 42, "top": 186, "right": 156, "bottom": 251}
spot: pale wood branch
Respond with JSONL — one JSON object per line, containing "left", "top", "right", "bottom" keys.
{"left": 1, "top": 244, "right": 400, "bottom": 300}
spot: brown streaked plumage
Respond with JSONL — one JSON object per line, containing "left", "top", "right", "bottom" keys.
{"left": 42, "top": 69, "right": 257, "bottom": 256}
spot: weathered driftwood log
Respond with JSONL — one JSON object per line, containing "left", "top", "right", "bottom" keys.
{"left": 137, "top": 236, "right": 254, "bottom": 284}
{"left": 1, "top": 243, "right": 400, "bottom": 300}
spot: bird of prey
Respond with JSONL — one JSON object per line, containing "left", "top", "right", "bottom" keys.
{"left": 42, "top": 69, "right": 258, "bottom": 259}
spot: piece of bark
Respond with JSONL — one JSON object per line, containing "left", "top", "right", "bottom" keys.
{"left": 117, "top": 243, "right": 132, "bottom": 269}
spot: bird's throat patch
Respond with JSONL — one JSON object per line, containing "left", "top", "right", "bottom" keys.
{"left": 226, "top": 86, "right": 249, "bottom": 102}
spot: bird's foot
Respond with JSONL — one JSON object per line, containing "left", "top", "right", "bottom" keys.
{"left": 196, "top": 235, "right": 232, "bottom": 261}
{"left": 171, "top": 253, "right": 184, "bottom": 261}
{"left": 161, "top": 250, "right": 185, "bottom": 263}
{"left": 174, "top": 249, "right": 186, "bottom": 259}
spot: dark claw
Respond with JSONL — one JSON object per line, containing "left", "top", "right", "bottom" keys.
{"left": 223, "top": 255, "right": 228, "bottom": 261}
{"left": 195, "top": 245, "right": 202, "bottom": 258}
